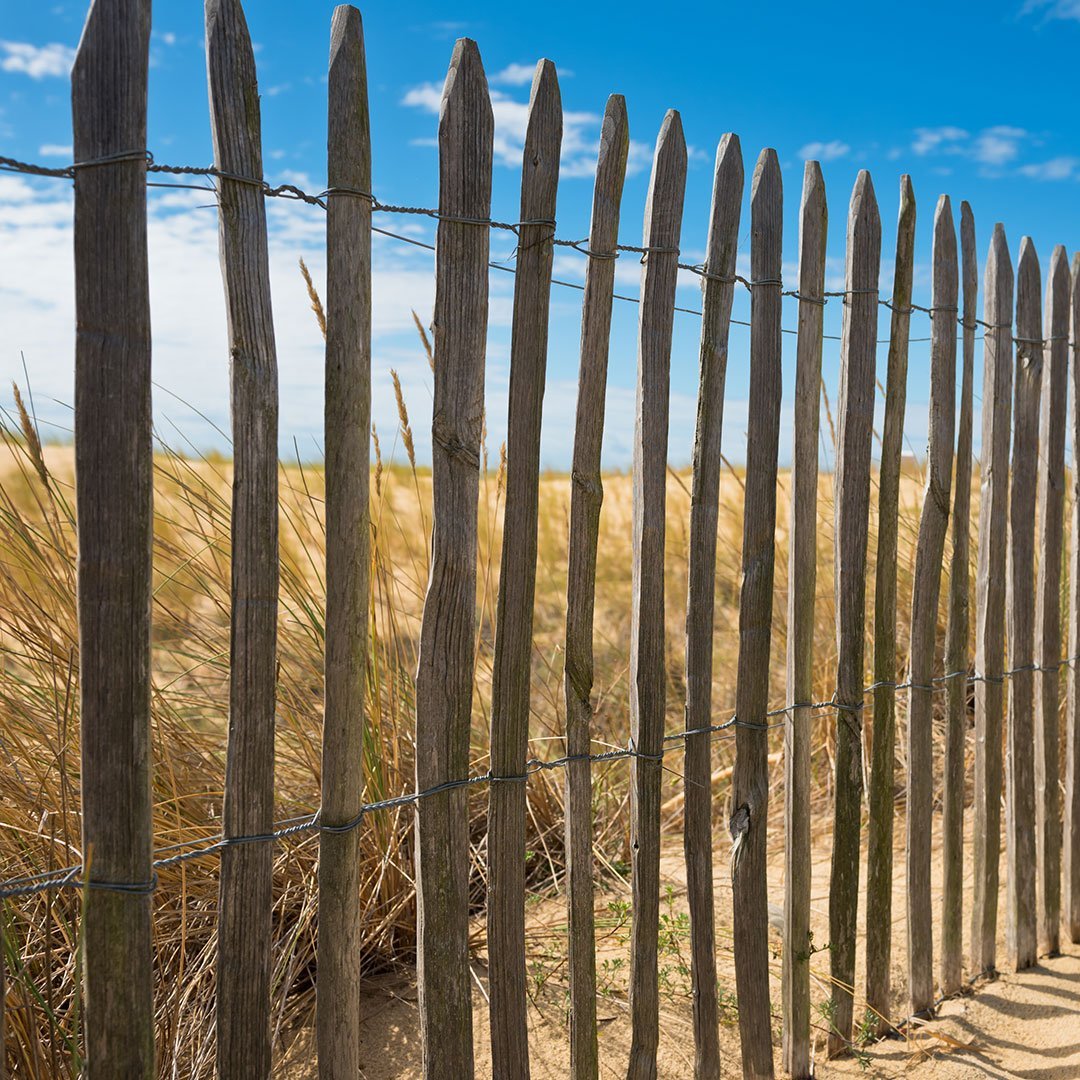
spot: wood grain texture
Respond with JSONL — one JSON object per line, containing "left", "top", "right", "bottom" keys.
{"left": 683, "top": 131, "right": 743, "bottom": 1080}
{"left": 828, "top": 171, "right": 880, "bottom": 1057}
{"left": 1034, "top": 244, "right": 1070, "bottom": 958}
{"left": 1007, "top": 236, "right": 1042, "bottom": 972}
{"left": 487, "top": 59, "right": 561, "bottom": 1080}
{"left": 318, "top": 7, "right": 371, "bottom": 1078}
{"left": 627, "top": 110, "right": 686, "bottom": 1080}
{"left": 941, "top": 202, "right": 976, "bottom": 996}
{"left": 413, "top": 38, "right": 492, "bottom": 1080}
{"left": 563, "top": 93, "right": 628, "bottom": 1080}
{"left": 72, "top": 1, "right": 154, "bottom": 1073}
{"left": 1066, "top": 250, "right": 1080, "bottom": 945}
{"left": 782, "top": 159, "right": 825, "bottom": 1080}
{"left": 730, "top": 147, "right": 782, "bottom": 1080}
{"left": 906, "top": 195, "right": 957, "bottom": 1016}
{"left": 971, "top": 224, "right": 1013, "bottom": 975}
{"left": 205, "top": 2, "right": 281, "bottom": 1075}
{"left": 865, "top": 175, "right": 915, "bottom": 1033}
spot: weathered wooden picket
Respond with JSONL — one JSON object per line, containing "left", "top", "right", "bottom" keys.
{"left": 5, "top": 0, "right": 1080, "bottom": 1077}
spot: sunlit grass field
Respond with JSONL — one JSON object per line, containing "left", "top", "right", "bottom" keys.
{"left": 0, "top": 353, "right": 966, "bottom": 1074}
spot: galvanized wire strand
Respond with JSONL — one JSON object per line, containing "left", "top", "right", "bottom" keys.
{"left": 10, "top": 151, "right": 1078, "bottom": 348}
{"left": 4, "top": 655, "right": 1078, "bottom": 901}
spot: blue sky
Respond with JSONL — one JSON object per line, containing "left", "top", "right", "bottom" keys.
{"left": 1, "top": 0, "right": 1079, "bottom": 467}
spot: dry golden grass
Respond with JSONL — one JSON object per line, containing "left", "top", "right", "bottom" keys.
{"left": 0, "top": 345, "right": 964, "bottom": 1076}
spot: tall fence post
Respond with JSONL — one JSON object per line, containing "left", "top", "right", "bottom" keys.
{"left": 488, "top": 58, "right": 562, "bottom": 1079}
{"left": 731, "top": 147, "right": 782, "bottom": 1080}
{"left": 206, "top": 2, "right": 281, "bottom": 1074}
{"left": 627, "top": 110, "right": 686, "bottom": 1080}
{"left": 71, "top": 0, "right": 155, "bottom": 1073}
{"left": 205, "top": 3, "right": 281, "bottom": 1073}
{"left": 1007, "top": 237, "right": 1042, "bottom": 972}
{"left": 1066, "top": 249, "right": 1080, "bottom": 946}
{"left": 564, "top": 94, "right": 628, "bottom": 1080}
{"left": 941, "top": 202, "right": 976, "bottom": 997}
{"left": 782, "top": 159, "right": 825, "bottom": 1080}
{"left": 828, "top": 171, "right": 880, "bottom": 1057}
{"left": 414, "top": 38, "right": 492, "bottom": 1080}
{"left": 865, "top": 175, "right": 915, "bottom": 1034}
{"left": 1035, "top": 244, "right": 1070, "bottom": 958}
{"left": 971, "top": 224, "right": 1013, "bottom": 976}
{"left": 319, "top": 7, "right": 371, "bottom": 1078}
{"left": 683, "top": 131, "right": 742, "bottom": 1080}
{"left": 906, "top": 195, "right": 957, "bottom": 1016}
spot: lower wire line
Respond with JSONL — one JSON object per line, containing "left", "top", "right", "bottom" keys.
{"left": 4, "top": 653, "right": 1077, "bottom": 902}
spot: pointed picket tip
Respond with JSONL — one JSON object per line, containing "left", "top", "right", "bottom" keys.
{"left": 801, "top": 158, "right": 825, "bottom": 207}
{"left": 1017, "top": 237, "right": 1042, "bottom": 340}
{"left": 593, "top": 94, "right": 629, "bottom": 193}
{"left": 1018, "top": 236, "right": 1042, "bottom": 295}
{"left": 1049, "top": 243, "right": 1070, "bottom": 287}
{"left": 599, "top": 93, "right": 629, "bottom": 154}
{"left": 440, "top": 38, "right": 491, "bottom": 131}
{"left": 715, "top": 132, "right": 744, "bottom": 188}
{"left": 653, "top": 109, "right": 687, "bottom": 169}
{"left": 933, "top": 194, "right": 956, "bottom": 243}
{"left": 529, "top": 58, "right": 561, "bottom": 110}
{"left": 752, "top": 146, "right": 781, "bottom": 189}
{"left": 329, "top": 4, "right": 363, "bottom": 67}
{"left": 899, "top": 173, "right": 915, "bottom": 207}
{"left": 849, "top": 169, "right": 879, "bottom": 229}
{"left": 988, "top": 223, "right": 1012, "bottom": 275}
{"left": 643, "top": 109, "right": 687, "bottom": 221}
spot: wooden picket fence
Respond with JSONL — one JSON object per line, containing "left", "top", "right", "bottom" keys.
{"left": 3, "top": 0, "right": 1080, "bottom": 1078}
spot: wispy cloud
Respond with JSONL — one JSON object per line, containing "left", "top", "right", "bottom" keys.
{"left": 1021, "top": 0, "right": 1080, "bottom": 22}
{"left": 402, "top": 79, "right": 651, "bottom": 179}
{"left": 1018, "top": 155, "right": 1079, "bottom": 180}
{"left": 39, "top": 144, "right": 72, "bottom": 158}
{"left": 796, "top": 139, "right": 850, "bottom": 162}
{"left": 912, "top": 126, "right": 968, "bottom": 155}
{"left": 910, "top": 124, "right": 1030, "bottom": 171}
{"left": 0, "top": 40, "right": 75, "bottom": 79}
{"left": 971, "top": 125, "right": 1027, "bottom": 166}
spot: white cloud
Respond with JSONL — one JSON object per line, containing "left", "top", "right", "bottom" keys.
{"left": 912, "top": 126, "right": 968, "bottom": 155}
{"left": 402, "top": 80, "right": 652, "bottom": 179}
{"left": 0, "top": 41, "right": 75, "bottom": 79}
{"left": 796, "top": 139, "right": 850, "bottom": 162}
{"left": 489, "top": 62, "right": 537, "bottom": 86}
{"left": 1018, "top": 155, "right": 1079, "bottom": 180}
{"left": 1022, "top": 0, "right": 1080, "bottom": 20}
{"left": 39, "top": 144, "right": 72, "bottom": 158}
{"left": 971, "top": 125, "right": 1027, "bottom": 166}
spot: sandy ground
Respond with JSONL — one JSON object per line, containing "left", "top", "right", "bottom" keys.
{"left": 279, "top": 810, "right": 1080, "bottom": 1079}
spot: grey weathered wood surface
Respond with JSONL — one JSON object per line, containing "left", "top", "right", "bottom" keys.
{"left": 731, "top": 147, "right": 782, "bottom": 1080}
{"left": 413, "top": 38, "right": 492, "bottom": 1080}
{"left": 72, "top": 1, "right": 155, "bottom": 1073}
{"left": 1034, "top": 244, "right": 1070, "bottom": 958}
{"left": 865, "top": 175, "right": 915, "bottom": 1033}
{"left": 318, "top": 7, "right": 371, "bottom": 1078}
{"left": 906, "top": 195, "right": 957, "bottom": 1016}
{"left": 563, "top": 93, "right": 628, "bottom": 1080}
{"left": 941, "top": 202, "right": 976, "bottom": 997}
{"left": 627, "top": 110, "right": 686, "bottom": 1080}
{"left": 1007, "top": 236, "right": 1042, "bottom": 972}
{"left": 1066, "top": 250, "right": 1080, "bottom": 946}
{"left": 206, "top": 2, "right": 281, "bottom": 1074}
{"left": 828, "top": 170, "right": 880, "bottom": 1057}
{"left": 683, "top": 131, "right": 742, "bottom": 1080}
{"left": 488, "top": 59, "right": 561, "bottom": 1080}
{"left": 971, "top": 224, "right": 1014, "bottom": 976}
{"left": 781, "top": 159, "right": 825, "bottom": 1080}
